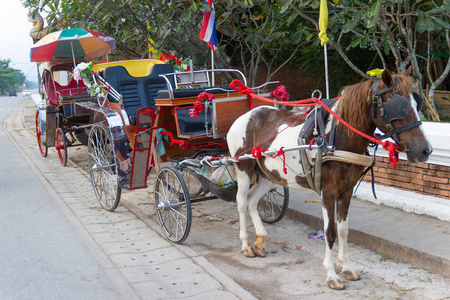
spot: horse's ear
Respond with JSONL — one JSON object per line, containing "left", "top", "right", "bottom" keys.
{"left": 403, "top": 65, "right": 413, "bottom": 77}
{"left": 381, "top": 69, "right": 395, "bottom": 87}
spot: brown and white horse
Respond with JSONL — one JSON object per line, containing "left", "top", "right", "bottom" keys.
{"left": 226, "top": 68, "right": 432, "bottom": 290}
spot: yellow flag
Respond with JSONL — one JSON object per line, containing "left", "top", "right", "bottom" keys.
{"left": 147, "top": 22, "right": 161, "bottom": 59}
{"left": 318, "top": 0, "right": 329, "bottom": 46}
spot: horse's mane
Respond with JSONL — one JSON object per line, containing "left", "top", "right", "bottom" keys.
{"left": 335, "top": 79, "right": 374, "bottom": 138}
{"left": 335, "top": 74, "right": 414, "bottom": 138}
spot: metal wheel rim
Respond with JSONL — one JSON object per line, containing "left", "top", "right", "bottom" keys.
{"left": 88, "top": 123, "right": 121, "bottom": 211}
{"left": 154, "top": 166, "right": 191, "bottom": 243}
{"left": 180, "top": 169, "right": 205, "bottom": 197}
{"left": 257, "top": 186, "right": 289, "bottom": 224}
{"left": 35, "top": 110, "right": 47, "bottom": 157}
{"left": 55, "top": 128, "right": 67, "bottom": 166}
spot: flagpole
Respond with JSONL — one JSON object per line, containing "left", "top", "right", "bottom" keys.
{"left": 324, "top": 43, "right": 329, "bottom": 99}
{"left": 211, "top": 49, "right": 215, "bottom": 86}
{"left": 319, "top": 0, "right": 330, "bottom": 99}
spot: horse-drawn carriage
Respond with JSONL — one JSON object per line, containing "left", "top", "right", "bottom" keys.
{"left": 34, "top": 59, "right": 92, "bottom": 166}
{"left": 33, "top": 55, "right": 290, "bottom": 243}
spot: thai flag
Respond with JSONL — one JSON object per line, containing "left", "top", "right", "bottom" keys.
{"left": 199, "top": 0, "right": 218, "bottom": 52}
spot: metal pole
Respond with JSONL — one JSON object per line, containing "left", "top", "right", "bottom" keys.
{"left": 324, "top": 43, "right": 329, "bottom": 99}
{"left": 189, "top": 59, "right": 194, "bottom": 83}
{"left": 70, "top": 41, "right": 76, "bottom": 68}
{"left": 211, "top": 49, "right": 215, "bottom": 86}
{"left": 36, "top": 63, "right": 42, "bottom": 94}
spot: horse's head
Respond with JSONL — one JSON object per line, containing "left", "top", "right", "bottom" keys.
{"left": 372, "top": 67, "right": 432, "bottom": 163}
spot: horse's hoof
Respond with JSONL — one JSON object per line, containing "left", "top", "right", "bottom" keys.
{"left": 343, "top": 270, "right": 361, "bottom": 281}
{"left": 327, "top": 279, "right": 346, "bottom": 290}
{"left": 253, "top": 245, "right": 266, "bottom": 257}
{"left": 242, "top": 248, "right": 256, "bottom": 257}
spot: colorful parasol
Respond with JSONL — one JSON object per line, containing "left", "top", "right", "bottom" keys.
{"left": 30, "top": 28, "right": 116, "bottom": 63}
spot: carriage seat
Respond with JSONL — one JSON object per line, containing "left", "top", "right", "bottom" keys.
{"left": 104, "top": 64, "right": 174, "bottom": 125}
{"left": 156, "top": 85, "right": 231, "bottom": 99}
{"left": 44, "top": 79, "right": 87, "bottom": 105}
{"left": 55, "top": 80, "right": 87, "bottom": 97}
{"left": 175, "top": 106, "right": 213, "bottom": 137}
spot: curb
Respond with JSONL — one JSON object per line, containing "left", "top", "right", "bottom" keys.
{"left": 5, "top": 100, "right": 141, "bottom": 300}
{"left": 286, "top": 207, "right": 450, "bottom": 279}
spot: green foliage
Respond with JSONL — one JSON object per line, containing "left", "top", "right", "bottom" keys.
{"left": 439, "top": 115, "right": 450, "bottom": 122}
{"left": 21, "top": 0, "right": 450, "bottom": 98}
{"left": 0, "top": 59, "right": 25, "bottom": 93}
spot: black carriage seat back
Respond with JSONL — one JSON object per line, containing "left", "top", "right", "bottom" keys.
{"left": 147, "top": 64, "right": 175, "bottom": 103}
{"left": 175, "top": 106, "right": 213, "bottom": 137}
{"left": 104, "top": 64, "right": 174, "bottom": 125}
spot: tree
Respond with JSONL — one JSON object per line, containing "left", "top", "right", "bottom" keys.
{"left": 0, "top": 59, "right": 26, "bottom": 93}
{"left": 23, "top": 0, "right": 450, "bottom": 120}
{"left": 215, "top": 1, "right": 307, "bottom": 87}
{"left": 283, "top": 0, "right": 450, "bottom": 120}
{"left": 24, "top": 0, "right": 216, "bottom": 61}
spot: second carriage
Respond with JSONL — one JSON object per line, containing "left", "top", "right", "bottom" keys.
{"left": 34, "top": 59, "right": 94, "bottom": 166}
{"left": 81, "top": 58, "right": 289, "bottom": 243}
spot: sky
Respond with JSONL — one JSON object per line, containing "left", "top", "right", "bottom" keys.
{"left": 0, "top": 0, "right": 38, "bottom": 82}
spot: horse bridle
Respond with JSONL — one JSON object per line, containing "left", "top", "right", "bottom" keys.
{"left": 372, "top": 78, "right": 423, "bottom": 145}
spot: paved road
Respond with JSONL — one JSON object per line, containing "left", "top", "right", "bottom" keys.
{"left": 0, "top": 97, "right": 126, "bottom": 299}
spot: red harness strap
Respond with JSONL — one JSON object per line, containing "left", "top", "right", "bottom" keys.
{"left": 250, "top": 147, "right": 288, "bottom": 174}
{"left": 252, "top": 147, "right": 267, "bottom": 158}
{"left": 231, "top": 80, "right": 255, "bottom": 109}
{"left": 230, "top": 79, "right": 319, "bottom": 107}
{"left": 382, "top": 141, "right": 402, "bottom": 169}
{"left": 230, "top": 79, "right": 403, "bottom": 169}
{"left": 271, "top": 147, "right": 288, "bottom": 174}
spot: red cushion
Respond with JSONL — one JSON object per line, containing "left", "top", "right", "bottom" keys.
{"left": 44, "top": 81, "right": 58, "bottom": 105}
{"left": 44, "top": 80, "right": 87, "bottom": 105}
{"left": 55, "top": 80, "right": 87, "bottom": 96}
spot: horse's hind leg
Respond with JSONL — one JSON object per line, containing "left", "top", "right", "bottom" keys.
{"left": 247, "top": 176, "right": 274, "bottom": 257}
{"left": 337, "top": 193, "right": 361, "bottom": 282}
{"left": 235, "top": 169, "right": 255, "bottom": 257}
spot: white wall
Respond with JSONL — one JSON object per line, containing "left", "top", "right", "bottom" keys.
{"left": 358, "top": 121, "right": 450, "bottom": 221}
{"left": 369, "top": 122, "right": 450, "bottom": 166}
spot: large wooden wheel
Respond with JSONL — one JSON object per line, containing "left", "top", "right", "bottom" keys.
{"left": 35, "top": 109, "right": 48, "bottom": 157}
{"left": 55, "top": 127, "right": 67, "bottom": 166}
{"left": 88, "top": 123, "right": 122, "bottom": 211}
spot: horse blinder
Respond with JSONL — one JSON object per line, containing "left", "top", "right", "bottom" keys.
{"left": 413, "top": 92, "right": 424, "bottom": 111}
{"left": 382, "top": 94, "right": 410, "bottom": 122}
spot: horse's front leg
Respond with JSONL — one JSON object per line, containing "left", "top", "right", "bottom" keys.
{"left": 247, "top": 176, "right": 274, "bottom": 257}
{"left": 235, "top": 170, "right": 255, "bottom": 257}
{"left": 322, "top": 193, "right": 345, "bottom": 290}
{"left": 337, "top": 193, "right": 361, "bottom": 282}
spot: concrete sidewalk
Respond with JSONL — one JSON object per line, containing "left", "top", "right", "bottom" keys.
{"left": 284, "top": 171, "right": 450, "bottom": 279}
